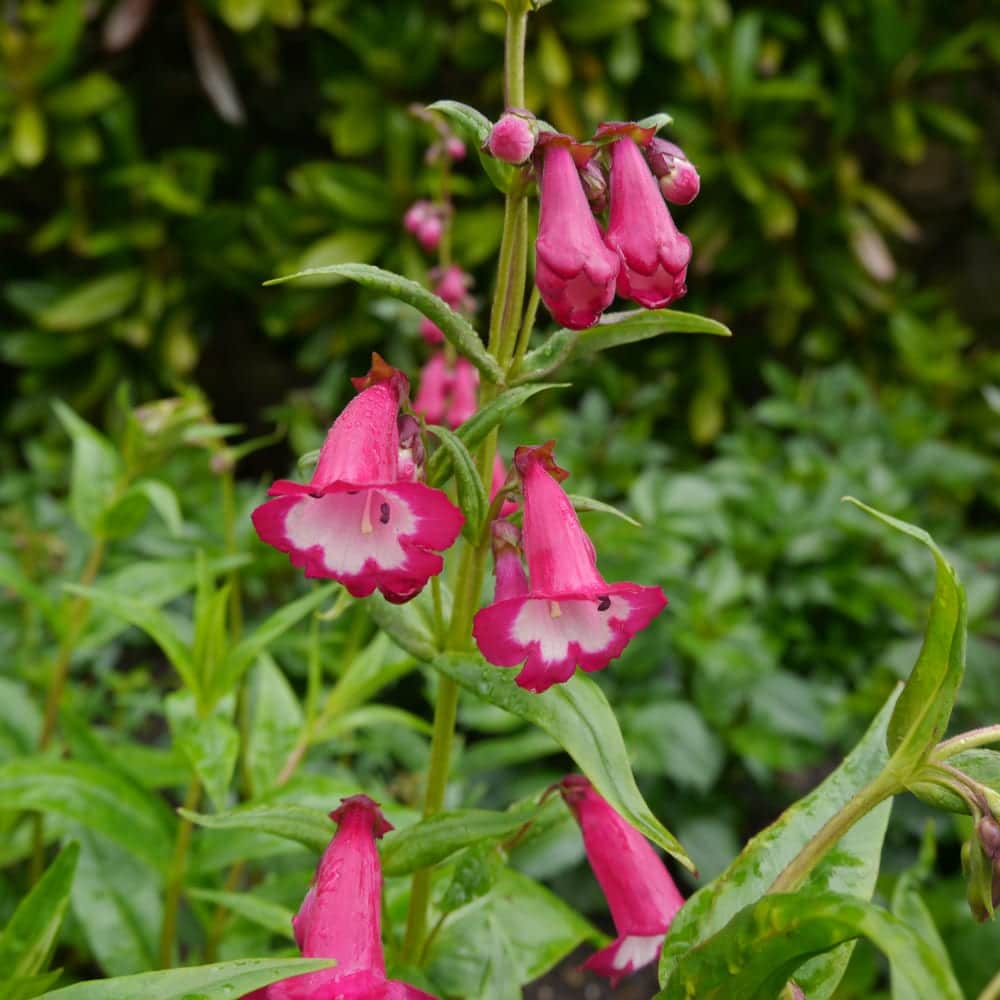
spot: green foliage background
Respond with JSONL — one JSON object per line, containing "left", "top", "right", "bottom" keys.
{"left": 1, "top": 0, "right": 999, "bottom": 996}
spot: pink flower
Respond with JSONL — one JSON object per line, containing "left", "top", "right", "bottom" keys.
{"left": 249, "top": 796, "right": 437, "bottom": 1000}
{"left": 252, "top": 355, "right": 463, "bottom": 604}
{"left": 444, "top": 136, "right": 466, "bottom": 161}
{"left": 488, "top": 111, "right": 536, "bottom": 164}
{"left": 559, "top": 776, "right": 684, "bottom": 987}
{"left": 472, "top": 442, "right": 666, "bottom": 692}
{"left": 413, "top": 353, "right": 479, "bottom": 430}
{"left": 605, "top": 136, "right": 691, "bottom": 309}
{"left": 645, "top": 138, "right": 700, "bottom": 205}
{"left": 420, "top": 266, "right": 474, "bottom": 345}
{"left": 416, "top": 215, "right": 443, "bottom": 252}
{"left": 403, "top": 200, "right": 432, "bottom": 235}
{"left": 490, "top": 454, "right": 519, "bottom": 518}
{"left": 403, "top": 201, "right": 445, "bottom": 252}
{"left": 535, "top": 142, "right": 620, "bottom": 330}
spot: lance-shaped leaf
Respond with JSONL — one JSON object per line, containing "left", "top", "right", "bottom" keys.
{"left": 910, "top": 749, "right": 1000, "bottom": 814}
{"left": 890, "top": 872, "right": 960, "bottom": 1000}
{"left": 187, "top": 888, "right": 295, "bottom": 940}
{"left": 432, "top": 652, "right": 693, "bottom": 870}
{"left": 366, "top": 590, "right": 440, "bottom": 663}
{"left": 181, "top": 803, "right": 334, "bottom": 854}
{"left": 427, "top": 99, "right": 515, "bottom": 194}
{"left": 266, "top": 263, "right": 503, "bottom": 385}
{"left": 40, "top": 958, "right": 336, "bottom": 1000}
{"left": 53, "top": 400, "right": 121, "bottom": 533}
{"left": 655, "top": 893, "right": 963, "bottom": 1000}
{"left": 0, "top": 759, "right": 174, "bottom": 873}
{"left": 568, "top": 494, "right": 641, "bottom": 527}
{"left": 426, "top": 424, "right": 488, "bottom": 541}
{"left": 380, "top": 805, "right": 541, "bottom": 877}
{"left": 845, "top": 498, "right": 966, "bottom": 772}
{"left": 660, "top": 688, "right": 899, "bottom": 987}
{"left": 0, "top": 843, "right": 79, "bottom": 980}
{"left": 425, "top": 382, "right": 567, "bottom": 486}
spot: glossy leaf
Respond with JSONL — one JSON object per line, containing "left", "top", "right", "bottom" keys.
{"left": 890, "top": 872, "right": 960, "bottom": 1000}
{"left": 52, "top": 401, "right": 121, "bottom": 533}
{"left": 380, "top": 805, "right": 539, "bottom": 877}
{"left": 432, "top": 652, "right": 693, "bottom": 870}
{"left": 266, "top": 263, "right": 503, "bottom": 384}
{"left": 568, "top": 493, "right": 641, "bottom": 527}
{"left": 910, "top": 749, "right": 1000, "bottom": 813}
{"left": 427, "top": 99, "right": 514, "bottom": 194}
{"left": 247, "top": 655, "right": 304, "bottom": 796}
{"left": 366, "top": 592, "right": 439, "bottom": 663}
{"left": 169, "top": 710, "right": 239, "bottom": 813}
{"left": 578, "top": 308, "right": 732, "bottom": 355}
{"left": 187, "top": 887, "right": 295, "bottom": 940}
{"left": 513, "top": 329, "right": 578, "bottom": 382}
{"left": 845, "top": 498, "right": 966, "bottom": 771}
{"left": 181, "top": 803, "right": 333, "bottom": 853}
{"left": 426, "top": 423, "right": 488, "bottom": 540}
{"left": 660, "top": 688, "right": 899, "bottom": 983}
{"left": 0, "top": 843, "right": 78, "bottom": 979}
{"left": 40, "top": 958, "right": 336, "bottom": 1000}
{"left": 655, "top": 893, "right": 963, "bottom": 1000}
{"left": 0, "top": 759, "right": 174, "bottom": 873}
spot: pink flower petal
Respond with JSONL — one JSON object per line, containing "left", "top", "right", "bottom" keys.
{"left": 582, "top": 934, "right": 666, "bottom": 988}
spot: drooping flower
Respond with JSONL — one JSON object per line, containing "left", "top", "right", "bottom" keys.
{"left": 559, "top": 776, "right": 684, "bottom": 987}
{"left": 488, "top": 110, "right": 537, "bottom": 164}
{"left": 420, "top": 266, "right": 475, "bottom": 346}
{"left": 413, "top": 353, "right": 479, "bottom": 430}
{"left": 472, "top": 442, "right": 666, "bottom": 692}
{"left": 535, "top": 141, "right": 620, "bottom": 330}
{"left": 645, "top": 138, "right": 700, "bottom": 205}
{"left": 252, "top": 355, "right": 463, "bottom": 604}
{"left": 248, "top": 795, "right": 437, "bottom": 1000}
{"left": 604, "top": 136, "right": 691, "bottom": 309}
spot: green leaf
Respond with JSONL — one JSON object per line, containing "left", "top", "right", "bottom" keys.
{"left": 0, "top": 970, "right": 62, "bottom": 999}
{"left": 69, "top": 828, "right": 160, "bottom": 976}
{"left": 911, "top": 749, "right": 1000, "bottom": 813}
{"left": 659, "top": 688, "right": 899, "bottom": 985}
{"left": 844, "top": 498, "right": 966, "bottom": 771}
{"left": 366, "top": 591, "right": 440, "bottom": 663}
{"left": 380, "top": 806, "right": 538, "bottom": 877}
{"left": 567, "top": 493, "right": 641, "bottom": 528}
{"left": 438, "top": 843, "right": 505, "bottom": 914}
{"left": 219, "top": 584, "right": 337, "bottom": 696}
{"left": 426, "top": 99, "right": 514, "bottom": 194}
{"left": 265, "top": 264, "right": 502, "bottom": 385}
{"left": 52, "top": 401, "right": 121, "bottom": 533}
{"left": 187, "top": 887, "right": 295, "bottom": 940}
{"left": 432, "top": 652, "right": 693, "bottom": 870}
{"left": 426, "top": 867, "right": 601, "bottom": 999}
{"left": 426, "top": 424, "right": 487, "bottom": 540}
{"left": 39, "top": 271, "right": 142, "bottom": 331}
{"left": 321, "top": 632, "right": 418, "bottom": 717}
{"left": 655, "top": 893, "right": 964, "bottom": 1000}
{"left": 181, "top": 803, "right": 333, "bottom": 853}
{"left": 425, "top": 383, "right": 566, "bottom": 487}
{"left": 514, "top": 329, "right": 578, "bottom": 382}
{"left": 65, "top": 584, "right": 198, "bottom": 695}
{"left": 248, "top": 656, "right": 304, "bottom": 796}
{"left": 40, "top": 958, "right": 336, "bottom": 1000}
{"left": 890, "top": 872, "right": 960, "bottom": 1000}
{"left": 0, "top": 759, "right": 174, "bottom": 873}
{"left": 169, "top": 710, "right": 239, "bottom": 813}
{"left": 0, "top": 842, "right": 78, "bottom": 979}
{"left": 12, "top": 103, "right": 47, "bottom": 168}
{"left": 577, "top": 308, "right": 732, "bottom": 355}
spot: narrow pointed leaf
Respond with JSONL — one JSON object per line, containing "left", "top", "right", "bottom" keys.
{"left": 578, "top": 308, "right": 732, "bottom": 355}
{"left": 0, "top": 969, "right": 63, "bottom": 999}
{"left": 0, "top": 843, "right": 79, "bottom": 979}
{"left": 266, "top": 263, "right": 502, "bottom": 384}
{"left": 890, "top": 873, "right": 960, "bottom": 1000}
{"left": 39, "top": 958, "right": 336, "bottom": 1000}
{"left": 187, "top": 888, "right": 295, "bottom": 940}
{"left": 52, "top": 400, "right": 121, "bottom": 532}
{"left": 181, "top": 803, "right": 333, "bottom": 853}
{"left": 568, "top": 494, "right": 641, "bottom": 527}
{"left": 427, "top": 424, "right": 488, "bottom": 540}
{"left": 432, "top": 652, "right": 693, "bottom": 870}
{"left": 427, "top": 99, "right": 515, "bottom": 193}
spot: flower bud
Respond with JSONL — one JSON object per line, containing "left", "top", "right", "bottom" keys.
{"left": 403, "top": 200, "right": 432, "bottom": 235}
{"left": 445, "top": 136, "right": 466, "bottom": 161}
{"left": 578, "top": 158, "right": 608, "bottom": 214}
{"left": 416, "top": 214, "right": 443, "bottom": 252}
{"left": 645, "top": 138, "right": 700, "bottom": 205}
{"left": 488, "top": 111, "right": 537, "bottom": 165}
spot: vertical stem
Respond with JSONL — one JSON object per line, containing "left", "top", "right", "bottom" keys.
{"left": 160, "top": 779, "right": 202, "bottom": 967}
{"left": 504, "top": 3, "right": 528, "bottom": 108}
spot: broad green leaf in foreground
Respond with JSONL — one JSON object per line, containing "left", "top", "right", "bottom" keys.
{"left": 0, "top": 969, "right": 62, "bottom": 999}
{"left": 265, "top": 263, "right": 503, "bottom": 384}
{"left": 660, "top": 687, "right": 900, "bottom": 985}
{"left": 0, "top": 760, "right": 174, "bottom": 873}
{"left": 380, "top": 805, "right": 541, "bottom": 877}
{"left": 845, "top": 498, "right": 966, "bottom": 773}
{"left": 0, "top": 842, "right": 78, "bottom": 980}
{"left": 655, "top": 893, "right": 963, "bottom": 1000}
{"left": 40, "top": 958, "right": 336, "bottom": 1000}
{"left": 181, "top": 803, "right": 334, "bottom": 854}
{"left": 432, "top": 652, "right": 693, "bottom": 870}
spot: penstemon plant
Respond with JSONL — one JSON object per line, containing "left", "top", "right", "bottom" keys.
{"left": 3, "top": 3, "right": 998, "bottom": 1000}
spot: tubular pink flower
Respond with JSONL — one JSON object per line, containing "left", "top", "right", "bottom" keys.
{"left": 448, "top": 358, "right": 478, "bottom": 427}
{"left": 473, "top": 442, "right": 666, "bottom": 692}
{"left": 559, "top": 776, "right": 684, "bottom": 987}
{"left": 413, "top": 354, "right": 479, "bottom": 430}
{"left": 252, "top": 355, "right": 463, "bottom": 604}
{"left": 535, "top": 143, "right": 620, "bottom": 330}
{"left": 250, "top": 795, "right": 437, "bottom": 1000}
{"left": 488, "top": 111, "right": 537, "bottom": 164}
{"left": 605, "top": 137, "right": 692, "bottom": 309}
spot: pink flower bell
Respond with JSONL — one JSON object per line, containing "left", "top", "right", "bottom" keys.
{"left": 645, "top": 138, "right": 700, "bottom": 206}
{"left": 403, "top": 200, "right": 433, "bottom": 236}
{"left": 472, "top": 442, "right": 666, "bottom": 692}
{"left": 605, "top": 136, "right": 692, "bottom": 309}
{"left": 413, "top": 353, "right": 479, "bottom": 430}
{"left": 249, "top": 795, "right": 437, "bottom": 1000}
{"left": 535, "top": 141, "right": 620, "bottom": 330}
{"left": 559, "top": 776, "right": 684, "bottom": 987}
{"left": 488, "top": 110, "right": 537, "bottom": 164}
{"left": 252, "top": 355, "right": 463, "bottom": 604}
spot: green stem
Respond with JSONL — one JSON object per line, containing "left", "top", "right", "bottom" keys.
{"left": 768, "top": 770, "right": 900, "bottom": 894}
{"left": 504, "top": 3, "right": 528, "bottom": 108}
{"left": 933, "top": 725, "right": 1000, "bottom": 761}
{"left": 159, "top": 779, "right": 202, "bottom": 967}
{"left": 510, "top": 283, "right": 541, "bottom": 377}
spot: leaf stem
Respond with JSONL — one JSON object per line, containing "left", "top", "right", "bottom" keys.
{"left": 160, "top": 779, "right": 202, "bottom": 967}
{"left": 932, "top": 725, "right": 1000, "bottom": 761}
{"left": 768, "top": 770, "right": 900, "bottom": 894}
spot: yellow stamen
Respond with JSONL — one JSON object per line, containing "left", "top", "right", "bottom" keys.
{"left": 360, "top": 490, "right": 374, "bottom": 535}
{"left": 549, "top": 601, "right": 562, "bottom": 618}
